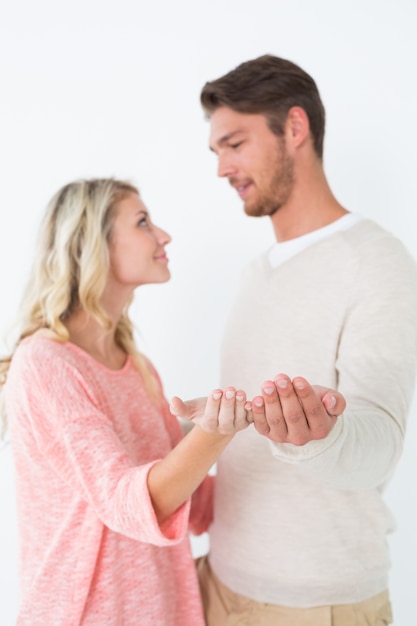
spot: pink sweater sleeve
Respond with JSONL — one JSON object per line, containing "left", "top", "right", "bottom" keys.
{"left": 158, "top": 399, "right": 215, "bottom": 535}
{"left": 10, "top": 344, "right": 191, "bottom": 546}
{"left": 61, "top": 416, "right": 190, "bottom": 544}
{"left": 149, "top": 365, "right": 215, "bottom": 535}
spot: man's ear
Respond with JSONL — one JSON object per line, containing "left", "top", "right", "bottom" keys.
{"left": 285, "top": 106, "right": 310, "bottom": 148}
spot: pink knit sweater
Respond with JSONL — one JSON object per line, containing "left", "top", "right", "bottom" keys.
{"left": 5, "top": 334, "right": 213, "bottom": 625}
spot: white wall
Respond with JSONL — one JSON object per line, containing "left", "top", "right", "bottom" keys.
{"left": 0, "top": 1, "right": 416, "bottom": 624}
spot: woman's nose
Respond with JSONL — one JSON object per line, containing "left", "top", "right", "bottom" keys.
{"left": 154, "top": 225, "right": 171, "bottom": 245}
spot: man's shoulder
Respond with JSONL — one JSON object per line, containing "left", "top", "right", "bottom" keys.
{"left": 339, "top": 218, "right": 416, "bottom": 266}
{"left": 343, "top": 217, "right": 398, "bottom": 242}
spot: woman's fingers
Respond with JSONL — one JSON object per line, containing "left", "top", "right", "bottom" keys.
{"left": 196, "top": 387, "right": 252, "bottom": 434}
{"left": 200, "top": 389, "right": 224, "bottom": 433}
{"left": 169, "top": 396, "right": 209, "bottom": 421}
{"left": 234, "top": 390, "right": 250, "bottom": 430}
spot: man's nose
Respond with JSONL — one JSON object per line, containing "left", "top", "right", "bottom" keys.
{"left": 217, "top": 153, "right": 237, "bottom": 178}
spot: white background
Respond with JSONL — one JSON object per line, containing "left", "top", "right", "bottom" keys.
{"left": 0, "top": 1, "right": 416, "bottom": 624}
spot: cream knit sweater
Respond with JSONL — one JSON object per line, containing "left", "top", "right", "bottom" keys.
{"left": 210, "top": 218, "right": 417, "bottom": 607}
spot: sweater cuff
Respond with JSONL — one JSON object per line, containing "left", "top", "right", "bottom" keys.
{"left": 135, "top": 460, "right": 192, "bottom": 545}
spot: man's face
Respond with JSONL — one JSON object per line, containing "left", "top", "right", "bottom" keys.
{"left": 209, "top": 107, "right": 294, "bottom": 217}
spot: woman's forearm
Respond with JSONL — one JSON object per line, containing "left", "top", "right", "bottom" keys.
{"left": 147, "top": 425, "right": 233, "bottom": 523}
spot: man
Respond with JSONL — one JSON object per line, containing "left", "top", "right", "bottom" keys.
{"left": 197, "top": 55, "right": 417, "bottom": 625}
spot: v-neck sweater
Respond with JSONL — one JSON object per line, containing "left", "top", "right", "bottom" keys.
{"left": 211, "top": 218, "right": 417, "bottom": 607}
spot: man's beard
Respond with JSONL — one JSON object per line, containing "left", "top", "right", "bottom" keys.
{"left": 244, "top": 141, "right": 295, "bottom": 218}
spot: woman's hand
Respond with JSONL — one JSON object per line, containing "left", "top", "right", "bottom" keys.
{"left": 170, "top": 388, "right": 253, "bottom": 435}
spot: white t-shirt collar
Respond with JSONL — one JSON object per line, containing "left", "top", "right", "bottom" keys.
{"left": 268, "top": 213, "right": 364, "bottom": 268}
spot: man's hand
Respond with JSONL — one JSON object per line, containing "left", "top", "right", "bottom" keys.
{"left": 249, "top": 374, "right": 345, "bottom": 445}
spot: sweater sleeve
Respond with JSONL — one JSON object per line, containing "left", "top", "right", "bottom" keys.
{"left": 153, "top": 377, "right": 215, "bottom": 535}
{"left": 10, "top": 348, "right": 191, "bottom": 546}
{"left": 270, "top": 232, "right": 417, "bottom": 490}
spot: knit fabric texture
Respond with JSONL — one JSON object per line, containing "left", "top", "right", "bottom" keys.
{"left": 5, "top": 335, "right": 213, "bottom": 625}
{"left": 210, "top": 218, "right": 417, "bottom": 607}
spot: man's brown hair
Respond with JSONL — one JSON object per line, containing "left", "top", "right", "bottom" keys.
{"left": 200, "top": 54, "right": 326, "bottom": 158}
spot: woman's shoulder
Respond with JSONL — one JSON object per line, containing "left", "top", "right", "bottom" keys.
{"left": 11, "top": 331, "right": 139, "bottom": 391}
{"left": 15, "top": 331, "right": 68, "bottom": 363}
{"left": 5, "top": 333, "right": 77, "bottom": 409}
{"left": 10, "top": 332, "right": 89, "bottom": 384}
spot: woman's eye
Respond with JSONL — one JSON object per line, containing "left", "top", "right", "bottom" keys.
{"left": 138, "top": 217, "right": 149, "bottom": 227}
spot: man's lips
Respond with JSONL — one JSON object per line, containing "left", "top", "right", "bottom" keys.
{"left": 229, "top": 179, "right": 252, "bottom": 198}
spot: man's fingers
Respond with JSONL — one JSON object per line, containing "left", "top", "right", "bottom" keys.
{"left": 260, "top": 380, "right": 288, "bottom": 441}
{"left": 291, "top": 377, "right": 335, "bottom": 440}
{"left": 249, "top": 374, "right": 341, "bottom": 445}
{"left": 312, "top": 385, "right": 346, "bottom": 416}
{"left": 273, "top": 375, "right": 310, "bottom": 444}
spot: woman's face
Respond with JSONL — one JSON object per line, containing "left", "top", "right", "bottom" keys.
{"left": 107, "top": 192, "right": 171, "bottom": 290}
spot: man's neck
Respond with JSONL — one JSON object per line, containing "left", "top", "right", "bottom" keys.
{"left": 270, "top": 168, "right": 347, "bottom": 242}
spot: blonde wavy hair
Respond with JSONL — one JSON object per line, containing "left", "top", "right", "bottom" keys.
{"left": 0, "top": 178, "right": 159, "bottom": 436}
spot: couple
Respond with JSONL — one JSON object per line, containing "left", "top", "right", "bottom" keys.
{"left": 2, "top": 55, "right": 417, "bottom": 626}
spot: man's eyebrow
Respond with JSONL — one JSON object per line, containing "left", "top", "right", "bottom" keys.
{"left": 209, "top": 130, "right": 243, "bottom": 152}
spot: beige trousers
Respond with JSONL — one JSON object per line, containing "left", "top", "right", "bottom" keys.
{"left": 196, "top": 556, "right": 393, "bottom": 626}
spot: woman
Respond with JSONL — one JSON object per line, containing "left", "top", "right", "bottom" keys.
{"left": 0, "top": 178, "right": 255, "bottom": 626}
{"left": 0, "top": 178, "right": 343, "bottom": 625}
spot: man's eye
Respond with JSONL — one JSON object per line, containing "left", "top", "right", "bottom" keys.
{"left": 230, "top": 141, "right": 243, "bottom": 149}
